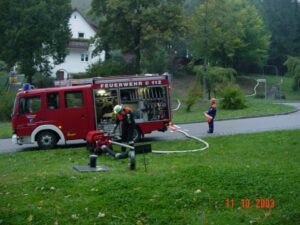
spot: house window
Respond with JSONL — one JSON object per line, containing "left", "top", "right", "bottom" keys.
{"left": 81, "top": 53, "right": 89, "bottom": 62}
{"left": 78, "top": 32, "right": 84, "bottom": 38}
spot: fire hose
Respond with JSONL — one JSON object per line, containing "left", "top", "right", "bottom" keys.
{"left": 245, "top": 80, "right": 260, "bottom": 97}
{"left": 152, "top": 124, "right": 209, "bottom": 154}
{"left": 158, "top": 80, "right": 264, "bottom": 154}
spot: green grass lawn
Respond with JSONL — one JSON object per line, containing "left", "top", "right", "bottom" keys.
{"left": 241, "top": 75, "right": 300, "bottom": 101}
{"left": 0, "top": 130, "right": 299, "bottom": 224}
{"left": 0, "top": 122, "right": 12, "bottom": 138}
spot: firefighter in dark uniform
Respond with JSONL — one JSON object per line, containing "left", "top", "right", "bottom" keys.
{"left": 112, "top": 104, "right": 136, "bottom": 151}
{"left": 204, "top": 98, "right": 217, "bottom": 133}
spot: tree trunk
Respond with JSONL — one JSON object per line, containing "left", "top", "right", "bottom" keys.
{"left": 208, "top": 90, "right": 211, "bottom": 100}
{"left": 134, "top": 25, "right": 141, "bottom": 74}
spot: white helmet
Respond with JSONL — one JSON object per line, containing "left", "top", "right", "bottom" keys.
{"left": 113, "top": 104, "right": 123, "bottom": 114}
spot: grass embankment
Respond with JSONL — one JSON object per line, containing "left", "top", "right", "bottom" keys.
{"left": 173, "top": 99, "right": 295, "bottom": 123}
{"left": 0, "top": 130, "right": 299, "bottom": 224}
{"left": 171, "top": 74, "right": 298, "bottom": 123}
{"left": 238, "top": 75, "right": 300, "bottom": 101}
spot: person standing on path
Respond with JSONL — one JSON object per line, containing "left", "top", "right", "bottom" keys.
{"left": 204, "top": 98, "right": 217, "bottom": 133}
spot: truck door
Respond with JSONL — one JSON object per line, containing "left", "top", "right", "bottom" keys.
{"left": 14, "top": 95, "right": 43, "bottom": 137}
{"left": 61, "top": 90, "right": 91, "bottom": 140}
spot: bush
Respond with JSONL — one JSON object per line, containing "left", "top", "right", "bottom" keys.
{"left": 0, "top": 60, "right": 8, "bottom": 71}
{"left": 0, "top": 90, "right": 17, "bottom": 121}
{"left": 71, "top": 72, "right": 89, "bottom": 79}
{"left": 284, "top": 56, "right": 300, "bottom": 91}
{"left": 32, "top": 72, "right": 54, "bottom": 88}
{"left": 292, "top": 74, "right": 300, "bottom": 91}
{"left": 220, "top": 85, "right": 247, "bottom": 110}
{"left": 86, "top": 59, "right": 136, "bottom": 77}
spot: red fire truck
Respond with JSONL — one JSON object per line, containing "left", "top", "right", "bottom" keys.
{"left": 11, "top": 74, "right": 172, "bottom": 149}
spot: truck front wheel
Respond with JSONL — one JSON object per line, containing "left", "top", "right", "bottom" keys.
{"left": 37, "top": 131, "right": 58, "bottom": 149}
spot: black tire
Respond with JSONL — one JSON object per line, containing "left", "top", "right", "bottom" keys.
{"left": 37, "top": 131, "right": 58, "bottom": 149}
{"left": 133, "top": 125, "right": 142, "bottom": 142}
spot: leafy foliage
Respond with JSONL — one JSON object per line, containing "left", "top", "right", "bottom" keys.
{"left": 86, "top": 59, "right": 136, "bottom": 77}
{"left": 185, "top": 74, "right": 201, "bottom": 112}
{"left": 32, "top": 73, "right": 55, "bottom": 88}
{"left": 0, "top": 0, "right": 72, "bottom": 83}
{"left": 0, "top": 60, "right": 8, "bottom": 71}
{"left": 258, "top": 0, "right": 300, "bottom": 73}
{"left": 90, "top": 0, "right": 185, "bottom": 73}
{"left": 284, "top": 56, "right": 300, "bottom": 91}
{"left": 190, "top": 0, "right": 270, "bottom": 72}
{"left": 220, "top": 84, "right": 247, "bottom": 110}
{"left": 141, "top": 48, "right": 170, "bottom": 74}
{"left": 194, "top": 65, "right": 236, "bottom": 99}
{"left": 0, "top": 90, "right": 16, "bottom": 121}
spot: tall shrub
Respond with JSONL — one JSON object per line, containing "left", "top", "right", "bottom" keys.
{"left": 284, "top": 56, "right": 300, "bottom": 91}
{"left": 220, "top": 85, "right": 247, "bottom": 110}
{"left": 86, "top": 59, "right": 136, "bottom": 77}
{"left": 0, "top": 90, "right": 16, "bottom": 121}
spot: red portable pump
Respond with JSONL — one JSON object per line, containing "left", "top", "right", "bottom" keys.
{"left": 86, "top": 129, "right": 152, "bottom": 170}
{"left": 86, "top": 130, "right": 112, "bottom": 154}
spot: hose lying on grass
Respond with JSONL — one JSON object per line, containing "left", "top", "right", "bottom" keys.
{"left": 245, "top": 80, "right": 260, "bottom": 97}
{"left": 152, "top": 124, "right": 209, "bottom": 154}
{"left": 172, "top": 99, "right": 181, "bottom": 111}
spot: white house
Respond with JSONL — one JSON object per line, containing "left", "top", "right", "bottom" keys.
{"left": 51, "top": 9, "right": 105, "bottom": 80}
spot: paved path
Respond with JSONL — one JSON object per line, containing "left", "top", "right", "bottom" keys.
{"left": 1, "top": 103, "right": 300, "bottom": 154}
{"left": 146, "top": 103, "right": 300, "bottom": 141}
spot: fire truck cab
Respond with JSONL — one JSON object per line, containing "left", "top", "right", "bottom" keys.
{"left": 11, "top": 74, "right": 172, "bottom": 149}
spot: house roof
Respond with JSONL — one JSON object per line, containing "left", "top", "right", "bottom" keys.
{"left": 72, "top": 8, "right": 97, "bottom": 32}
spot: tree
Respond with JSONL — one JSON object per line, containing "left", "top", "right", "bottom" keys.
{"left": 189, "top": 0, "right": 270, "bottom": 72}
{"left": 258, "top": 0, "right": 300, "bottom": 74}
{"left": 0, "top": 0, "right": 72, "bottom": 83}
{"left": 194, "top": 66, "right": 236, "bottom": 99}
{"left": 90, "top": 0, "right": 185, "bottom": 73}
{"left": 185, "top": 73, "right": 202, "bottom": 112}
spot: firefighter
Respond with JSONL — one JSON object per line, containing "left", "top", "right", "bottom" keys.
{"left": 112, "top": 104, "right": 136, "bottom": 151}
{"left": 204, "top": 98, "right": 217, "bottom": 133}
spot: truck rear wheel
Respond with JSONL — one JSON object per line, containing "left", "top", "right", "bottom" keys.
{"left": 37, "top": 131, "right": 58, "bottom": 149}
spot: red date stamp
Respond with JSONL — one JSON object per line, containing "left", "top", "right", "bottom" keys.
{"left": 226, "top": 198, "right": 275, "bottom": 209}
